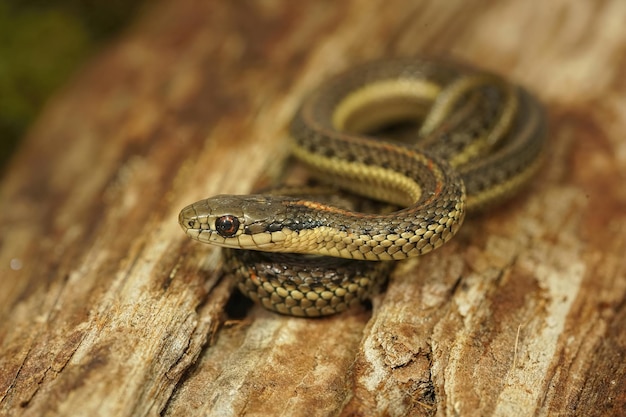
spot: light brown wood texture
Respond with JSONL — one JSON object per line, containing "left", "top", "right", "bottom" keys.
{"left": 1, "top": 1, "right": 625, "bottom": 416}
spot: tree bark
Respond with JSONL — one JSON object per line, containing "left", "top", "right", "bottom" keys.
{"left": 1, "top": 1, "right": 625, "bottom": 416}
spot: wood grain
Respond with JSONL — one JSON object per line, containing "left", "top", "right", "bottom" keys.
{"left": 1, "top": 1, "right": 625, "bottom": 416}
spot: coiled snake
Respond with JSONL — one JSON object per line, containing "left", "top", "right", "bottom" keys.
{"left": 179, "top": 58, "right": 546, "bottom": 317}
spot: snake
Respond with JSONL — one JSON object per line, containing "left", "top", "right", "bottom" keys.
{"left": 178, "top": 58, "right": 546, "bottom": 317}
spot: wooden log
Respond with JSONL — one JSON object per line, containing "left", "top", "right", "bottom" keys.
{"left": 1, "top": 1, "right": 625, "bottom": 416}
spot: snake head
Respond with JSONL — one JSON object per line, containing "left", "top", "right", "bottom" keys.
{"left": 178, "top": 194, "right": 292, "bottom": 250}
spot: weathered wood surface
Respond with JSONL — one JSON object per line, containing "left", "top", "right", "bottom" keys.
{"left": 1, "top": 1, "right": 625, "bottom": 416}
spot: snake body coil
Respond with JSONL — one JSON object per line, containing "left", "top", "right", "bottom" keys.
{"left": 179, "top": 58, "right": 546, "bottom": 317}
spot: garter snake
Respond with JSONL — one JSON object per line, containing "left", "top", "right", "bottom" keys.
{"left": 179, "top": 58, "right": 546, "bottom": 317}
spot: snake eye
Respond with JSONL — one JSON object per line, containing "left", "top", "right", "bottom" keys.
{"left": 215, "top": 215, "right": 240, "bottom": 237}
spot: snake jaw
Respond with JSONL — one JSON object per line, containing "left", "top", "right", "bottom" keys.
{"left": 178, "top": 194, "right": 297, "bottom": 250}
{"left": 178, "top": 196, "right": 242, "bottom": 245}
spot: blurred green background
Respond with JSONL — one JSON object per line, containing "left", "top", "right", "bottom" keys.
{"left": 0, "top": 0, "right": 147, "bottom": 175}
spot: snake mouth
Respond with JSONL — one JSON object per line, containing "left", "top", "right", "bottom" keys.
{"left": 178, "top": 199, "right": 250, "bottom": 248}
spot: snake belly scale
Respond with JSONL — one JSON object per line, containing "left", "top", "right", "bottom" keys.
{"left": 179, "top": 58, "right": 546, "bottom": 317}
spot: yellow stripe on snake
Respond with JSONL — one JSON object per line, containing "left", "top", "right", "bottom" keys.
{"left": 179, "top": 58, "right": 546, "bottom": 317}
